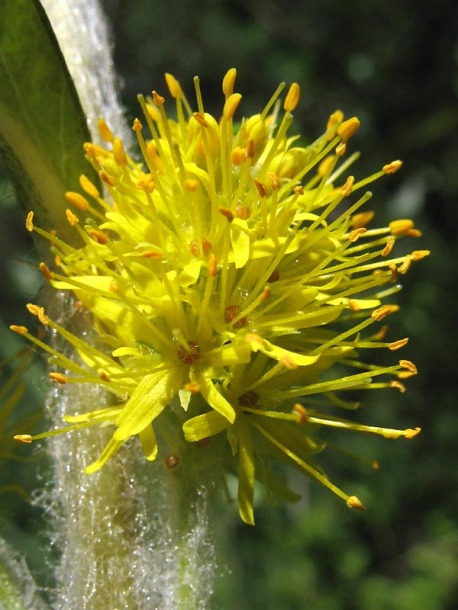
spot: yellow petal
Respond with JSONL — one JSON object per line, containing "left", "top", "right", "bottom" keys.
{"left": 192, "top": 370, "right": 236, "bottom": 423}
{"left": 114, "top": 369, "right": 183, "bottom": 439}
{"left": 183, "top": 410, "right": 230, "bottom": 442}
{"left": 245, "top": 334, "right": 320, "bottom": 368}
{"left": 139, "top": 424, "right": 158, "bottom": 461}
{"left": 237, "top": 422, "right": 255, "bottom": 525}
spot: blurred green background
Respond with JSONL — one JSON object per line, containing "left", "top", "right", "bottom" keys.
{"left": 1, "top": 0, "right": 457, "bottom": 607}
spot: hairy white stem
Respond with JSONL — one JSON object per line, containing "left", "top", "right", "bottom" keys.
{"left": 36, "top": 297, "right": 217, "bottom": 609}
{"left": 39, "top": 0, "right": 132, "bottom": 146}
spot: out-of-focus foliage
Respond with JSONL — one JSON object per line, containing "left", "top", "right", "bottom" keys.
{"left": 1, "top": 0, "right": 457, "bottom": 607}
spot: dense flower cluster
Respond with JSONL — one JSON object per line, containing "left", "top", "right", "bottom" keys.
{"left": 13, "top": 70, "right": 425, "bottom": 523}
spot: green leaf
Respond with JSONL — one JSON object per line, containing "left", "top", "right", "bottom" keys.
{"left": 0, "top": 0, "right": 99, "bottom": 246}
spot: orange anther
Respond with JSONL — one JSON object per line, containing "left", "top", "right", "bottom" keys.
{"left": 49, "top": 372, "right": 68, "bottom": 384}
{"left": 39, "top": 262, "right": 52, "bottom": 280}
{"left": 382, "top": 236, "right": 396, "bottom": 257}
{"left": 348, "top": 227, "right": 367, "bottom": 242}
{"left": 383, "top": 160, "right": 403, "bottom": 174}
{"left": 152, "top": 91, "right": 165, "bottom": 106}
{"left": 132, "top": 118, "right": 143, "bottom": 132}
{"left": 65, "top": 191, "right": 89, "bottom": 211}
{"left": 293, "top": 403, "right": 308, "bottom": 423}
{"left": 372, "top": 304, "right": 400, "bottom": 321}
{"left": 254, "top": 179, "right": 268, "bottom": 198}
{"left": 388, "top": 338, "right": 409, "bottom": 351}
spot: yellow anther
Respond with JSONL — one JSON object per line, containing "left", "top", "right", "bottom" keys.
{"left": 260, "top": 286, "right": 271, "bottom": 301}
{"left": 293, "top": 403, "right": 308, "bottom": 423}
{"left": 283, "top": 82, "right": 300, "bottom": 112}
{"left": 132, "top": 118, "right": 143, "bottom": 132}
{"left": 383, "top": 160, "right": 403, "bottom": 174}
{"left": 14, "top": 434, "right": 33, "bottom": 444}
{"left": 348, "top": 299, "right": 360, "bottom": 312}
{"left": 223, "top": 93, "right": 242, "bottom": 120}
{"left": 113, "top": 138, "right": 128, "bottom": 166}
{"left": 399, "top": 359, "right": 417, "bottom": 375}
{"left": 373, "top": 325, "right": 388, "bottom": 341}
{"left": 10, "top": 325, "right": 29, "bottom": 335}
{"left": 254, "top": 179, "right": 268, "bottom": 198}
{"left": 389, "top": 219, "right": 414, "bottom": 236}
{"left": 347, "top": 496, "right": 366, "bottom": 511}
{"left": 109, "top": 280, "right": 118, "bottom": 292}
{"left": 208, "top": 254, "right": 218, "bottom": 277}
{"left": 326, "top": 109, "right": 344, "bottom": 140}
{"left": 372, "top": 461, "right": 381, "bottom": 471}
{"left": 336, "top": 142, "right": 347, "bottom": 156}
{"left": 136, "top": 173, "right": 155, "bottom": 193}
{"left": 25, "top": 211, "right": 34, "bottom": 232}
{"left": 145, "top": 102, "right": 160, "bottom": 121}
{"left": 318, "top": 155, "right": 334, "bottom": 177}
{"left": 231, "top": 146, "right": 247, "bottom": 166}
{"left": 79, "top": 175, "right": 100, "bottom": 199}
{"left": 381, "top": 236, "right": 396, "bottom": 257}
{"left": 65, "top": 209, "right": 79, "bottom": 226}
{"left": 398, "top": 255, "right": 412, "bottom": 275}
{"left": 26, "top": 303, "right": 40, "bottom": 316}
{"left": 388, "top": 338, "right": 409, "bottom": 351}
{"left": 193, "top": 112, "right": 208, "bottom": 127}
{"left": 348, "top": 227, "right": 367, "bottom": 242}
{"left": 337, "top": 117, "right": 360, "bottom": 142}
{"left": 267, "top": 172, "right": 280, "bottom": 191}
{"left": 341, "top": 175, "right": 355, "bottom": 197}
{"left": 352, "top": 210, "right": 374, "bottom": 229}
{"left": 152, "top": 91, "right": 165, "bottom": 106}
{"left": 222, "top": 68, "right": 237, "bottom": 97}
{"left": 390, "top": 380, "right": 406, "bottom": 393}
{"left": 165, "top": 73, "right": 182, "bottom": 98}
{"left": 404, "top": 427, "right": 421, "bottom": 439}
{"left": 372, "top": 304, "right": 400, "bottom": 321}
{"left": 49, "top": 372, "right": 68, "bottom": 384}
{"left": 39, "top": 262, "right": 52, "bottom": 280}
{"left": 97, "top": 118, "right": 114, "bottom": 143}
{"left": 183, "top": 178, "right": 200, "bottom": 192}
{"left": 293, "top": 185, "right": 304, "bottom": 195}
{"left": 65, "top": 191, "right": 90, "bottom": 211}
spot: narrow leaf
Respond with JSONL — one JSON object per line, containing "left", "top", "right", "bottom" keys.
{"left": 0, "top": 0, "right": 99, "bottom": 245}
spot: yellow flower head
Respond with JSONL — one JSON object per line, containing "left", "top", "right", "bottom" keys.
{"left": 14, "top": 70, "right": 426, "bottom": 524}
